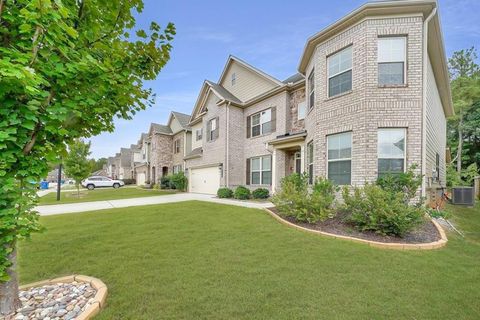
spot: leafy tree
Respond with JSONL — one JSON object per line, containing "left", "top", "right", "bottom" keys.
{"left": 0, "top": 0, "right": 175, "bottom": 314}
{"left": 448, "top": 47, "right": 480, "bottom": 173}
{"left": 91, "top": 157, "right": 108, "bottom": 172}
{"left": 64, "top": 140, "right": 92, "bottom": 196}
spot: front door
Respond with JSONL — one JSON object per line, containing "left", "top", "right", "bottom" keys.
{"left": 295, "top": 152, "right": 302, "bottom": 174}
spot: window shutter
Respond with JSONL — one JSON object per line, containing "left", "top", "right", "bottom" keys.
{"left": 246, "top": 159, "right": 250, "bottom": 185}
{"left": 206, "top": 121, "right": 211, "bottom": 142}
{"left": 215, "top": 117, "right": 219, "bottom": 139}
{"left": 246, "top": 116, "right": 251, "bottom": 138}
{"left": 270, "top": 107, "right": 276, "bottom": 133}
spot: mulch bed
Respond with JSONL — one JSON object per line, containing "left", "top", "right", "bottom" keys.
{"left": 268, "top": 207, "right": 441, "bottom": 244}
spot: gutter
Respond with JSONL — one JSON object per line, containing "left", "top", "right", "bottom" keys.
{"left": 421, "top": 6, "right": 437, "bottom": 197}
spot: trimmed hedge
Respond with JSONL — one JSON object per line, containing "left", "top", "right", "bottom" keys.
{"left": 252, "top": 188, "right": 269, "bottom": 199}
{"left": 217, "top": 187, "right": 234, "bottom": 198}
{"left": 234, "top": 186, "right": 251, "bottom": 200}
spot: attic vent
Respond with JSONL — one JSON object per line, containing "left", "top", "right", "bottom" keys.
{"left": 452, "top": 187, "right": 475, "bottom": 206}
{"left": 231, "top": 72, "right": 236, "bottom": 86}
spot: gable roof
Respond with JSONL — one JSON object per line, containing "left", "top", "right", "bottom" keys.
{"left": 283, "top": 73, "right": 304, "bottom": 84}
{"left": 205, "top": 80, "right": 242, "bottom": 104}
{"left": 149, "top": 123, "right": 172, "bottom": 135}
{"left": 168, "top": 111, "right": 192, "bottom": 131}
{"left": 298, "top": 0, "right": 452, "bottom": 116}
{"left": 218, "top": 55, "right": 283, "bottom": 87}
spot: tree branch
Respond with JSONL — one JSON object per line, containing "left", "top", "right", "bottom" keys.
{"left": 22, "top": 91, "right": 54, "bottom": 155}
{"left": 0, "top": 0, "right": 5, "bottom": 23}
{"left": 30, "top": 25, "right": 44, "bottom": 66}
{"left": 74, "top": 0, "right": 84, "bottom": 29}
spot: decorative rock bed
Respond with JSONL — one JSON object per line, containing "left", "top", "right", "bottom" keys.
{"left": 265, "top": 208, "right": 448, "bottom": 250}
{"left": 6, "top": 275, "right": 107, "bottom": 320}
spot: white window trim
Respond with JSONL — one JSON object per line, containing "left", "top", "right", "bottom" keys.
{"left": 196, "top": 128, "right": 202, "bottom": 141}
{"left": 307, "top": 141, "right": 314, "bottom": 184}
{"left": 378, "top": 36, "right": 407, "bottom": 85}
{"left": 174, "top": 139, "right": 180, "bottom": 154}
{"left": 377, "top": 128, "right": 407, "bottom": 175}
{"left": 250, "top": 108, "right": 271, "bottom": 137}
{"left": 297, "top": 101, "right": 306, "bottom": 120}
{"left": 209, "top": 118, "right": 217, "bottom": 141}
{"left": 327, "top": 46, "right": 353, "bottom": 98}
{"left": 308, "top": 69, "right": 315, "bottom": 109}
{"left": 250, "top": 156, "right": 271, "bottom": 186}
{"left": 326, "top": 131, "right": 352, "bottom": 185}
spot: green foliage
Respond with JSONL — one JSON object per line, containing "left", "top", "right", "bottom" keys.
{"left": 121, "top": 178, "right": 136, "bottom": 185}
{"left": 376, "top": 164, "right": 422, "bottom": 202}
{"left": 217, "top": 187, "right": 234, "bottom": 199}
{"left": 342, "top": 184, "right": 425, "bottom": 237}
{"left": 170, "top": 172, "right": 187, "bottom": 191}
{"left": 234, "top": 186, "right": 251, "bottom": 200}
{"left": 427, "top": 208, "right": 451, "bottom": 219}
{"left": 447, "top": 162, "right": 479, "bottom": 187}
{"left": 272, "top": 174, "right": 336, "bottom": 224}
{"left": 90, "top": 157, "right": 108, "bottom": 172}
{"left": 252, "top": 188, "right": 269, "bottom": 199}
{"left": 64, "top": 140, "right": 92, "bottom": 195}
{"left": 160, "top": 176, "right": 171, "bottom": 189}
{"left": 0, "top": 0, "right": 175, "bottom": 287}
{"left": 448, "top": 47, "right": 480, "bottom": 172}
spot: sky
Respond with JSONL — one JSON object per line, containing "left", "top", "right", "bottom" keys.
{"left": 89, "top": 0, "right": 480, "bottom": 159}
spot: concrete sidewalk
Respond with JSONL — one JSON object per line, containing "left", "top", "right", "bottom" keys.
{"left": 35, "top": 193, "right": 273, "bottom": 216}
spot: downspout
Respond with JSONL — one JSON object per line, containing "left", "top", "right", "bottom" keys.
{"left": 421, "top": 7, "right": 437, "bottom": 197}
{"left": 225, "top": 102, "right": 231, "bottom": 187}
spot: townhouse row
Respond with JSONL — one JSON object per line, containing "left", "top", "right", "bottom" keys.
{"left": 107, "top": 0, "right": 453, "bottom": 199}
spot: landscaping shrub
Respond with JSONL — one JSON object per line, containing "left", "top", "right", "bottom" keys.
{"left": 170, "top": 172, "right": 187, "bottom": 191}
{"left": 217, "top": 187, "right": 234, "bottom": 198}
{"left": 342, "top": 184, "right": 425, "bottom": 237}
{"left": 160, "top": 176, "right": 172, "bottom": 189}
{"left": 234, "top": 186, "right": 251, "bottom": 200}
{"left": 252, "top": 188, "right": 269, "bottom": 199}
{"left": 272, "top": 174, "right": 336, "bottom": 223}
{"left": 121, "top": 178, "right": 136, "bottom": 185}
{"left": 376, "top": 164, "right": 422, "bottom": 202}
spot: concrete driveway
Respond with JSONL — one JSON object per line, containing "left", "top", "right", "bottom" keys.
{"left": 35, "top": 193, "right": 273, "bottom": 216}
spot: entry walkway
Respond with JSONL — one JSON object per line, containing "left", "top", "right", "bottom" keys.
{"left": 35, "top": 193, "right": 273, "bottom": 216}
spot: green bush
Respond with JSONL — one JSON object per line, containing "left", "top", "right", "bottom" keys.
{"left": 217, "top": 187, "right": 233, "bottom": 198}
{"left": 160, "top": 176, "right": 172, "bottom": 189}
{"left": 234, "top": 186, "right": 251, "bottom": 200}
{"left": 252, "top": 188, "right": 269, "bottom": 199}
{"left": 272, "top": 174, "right": 336, "bottom": 224}
{"left": 170, "top": 172, "right": 187, "bottom": 191}
{"left": 376, "top": 164, "right": 422, "bottom": 202}
{"left": 342, "top": 184, "right": 425, "bottom": 237}
{"left": 121, "top": 178, "right": 136, "bottom": 185}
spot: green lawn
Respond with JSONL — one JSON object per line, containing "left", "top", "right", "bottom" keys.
{"left": 38, "top": 187, "right": 175, "bottom": 205}
{"left": 18, "top": 202, "right": 480, "bottom": 319}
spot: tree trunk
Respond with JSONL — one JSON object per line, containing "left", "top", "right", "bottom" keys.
{"left": 457, "top": 114, "right": 463, "bottom": 173}
{"left": 0, "top": 245, "right": 22, "bottom": 316}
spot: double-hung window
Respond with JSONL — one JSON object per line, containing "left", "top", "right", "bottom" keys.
{"left": 196, "top": 128, "right": 203, "bottom": 141}
{"left": 327, "top": 132, "right": 352, "bottom": 185}
{"left": 328, "top": 46, "right": 352, "bottom": 97}
{"left": 173, "top": 139, "right": 180, "bottom": 154}
{"left": 250, "top": 156, "right": 272, "bottom": 185}
{"left": 251, "top": 108, "right": 272, "bottom": 137}
{"left": 298, "top": 101, "right": 306, "bottom": 120}
{"left": 308, "top": 69, "right": 315, "bottom": 109}
{"left": 378, "top": 37, "right": 406, "bottom": 85}
{"left": 173, "top": 165, "right": 182, "bottom": 174}
{"left": 307, "top": 141, "right": 314, "bottom": 184}
{"left": 377, "top": 128, "right": 406, "bottom": 177}
{"left": 208, "top": 118, "right": 218, "bottom": 141}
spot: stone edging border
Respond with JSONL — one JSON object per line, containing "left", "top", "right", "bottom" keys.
{"left": 19, "top": 275, "right": 107, "bottom": 320}
{"left": 264, "top": 208, "right": 448, "bottom": 250}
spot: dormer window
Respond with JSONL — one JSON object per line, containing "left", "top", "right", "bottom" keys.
{"left": 231, "top": 72, "right": 236, "bottom": 86}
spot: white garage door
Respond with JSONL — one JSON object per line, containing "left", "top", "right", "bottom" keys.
{"left": 136, "top": 172, "right": 146, "bottom": 186}
{"left": 190, "top": 166, "right": 220, "bottom": 195}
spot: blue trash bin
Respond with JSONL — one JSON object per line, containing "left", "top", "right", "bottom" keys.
{"left": 40, "top": 181, "right": 49, "bottom": 190}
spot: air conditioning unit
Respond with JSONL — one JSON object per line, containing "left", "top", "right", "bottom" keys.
{"left": 452, "top": 187, "right": 475, "bottom": 206}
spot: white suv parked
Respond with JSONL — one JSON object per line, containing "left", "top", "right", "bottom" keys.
{"left": 81, "top": 176, "right": 125, "bottom": 190}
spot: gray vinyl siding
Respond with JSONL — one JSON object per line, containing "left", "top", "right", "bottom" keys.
{"left": 425, "top": 56, "right": 447, "bottom": 186}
